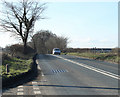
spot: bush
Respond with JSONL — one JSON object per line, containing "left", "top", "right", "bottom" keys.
{"left": 5, "top": 44, "right": 36, "bottom": 59}
{"left": 2, "top": 53, "right": 11, "bottom": 63}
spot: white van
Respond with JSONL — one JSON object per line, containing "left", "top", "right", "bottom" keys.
{"left": 52, "top": 48, "right": 61, "bottom": 55}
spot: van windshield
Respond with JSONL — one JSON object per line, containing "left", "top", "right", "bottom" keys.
{"left": 54, "top": 49, "right": 60, "bottom": 51}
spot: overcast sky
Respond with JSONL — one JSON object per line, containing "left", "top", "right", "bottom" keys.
{"left": 0, "top": 0, "right": 118, "bottom": 48}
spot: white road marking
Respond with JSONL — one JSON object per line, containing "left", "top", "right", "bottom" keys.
{"left": 53, "top": 55, "right": 120, "bottom": 80}
{"left": 52, "top": 70, "right": 55, "bottom": 73}
{"left": 17, "top": 92, "right": 24, "bottom": 95}
{"left": 34, "top": 91, "right": 41, "bottom": 94}
{"left": 59, "top": 70, "right": 62, "bottom": 72}
{"left": 32, "top": 81, "right": 42, "bottom": 94}
{"left": 17, "top": 85, "right": 24, "bottom": 95}
{"left": 41, "top": 72, "right": 44, "bottom": 76}
{"left": 38, "top": 65, "right": 41, "bottom": 70}
{"left": 18, "top": 89, "right": 24, "bottom": 91}
{"left": 52, "top": 69, "right": 68, "bottom": 73}
{"left": 57, "top": 70, "right": 60, "bottom": 73}
{"left": 61, "top": 70, "right": 65, "bottom": 72}
{"left": 32, "top": 82, "right": 38, "bottom": 84}
{"left": 33, "top": 87, "right": 39, "bottom": 90}
{"left": 36, "top": 60, "right": 39, "bottom": 64}
{"left": 53, "top": 70, "right": 57, "bottom": 73}
{"left": 18, "top": 86, "right": 23, "bottom": 88}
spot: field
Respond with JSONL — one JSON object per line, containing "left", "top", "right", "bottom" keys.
{"left": 66, "top": 52, "right": 119, "bottom": 63}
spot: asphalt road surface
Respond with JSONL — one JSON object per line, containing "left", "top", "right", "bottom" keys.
{"left": 2, "top": 54, "right": 119, "bottom": 96}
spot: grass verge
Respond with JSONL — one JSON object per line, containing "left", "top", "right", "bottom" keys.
{"left": 65, "top": 52, "right": 119, "bottom": 63}
{"left": 1, "top": 56, "right": 32, "bottom": 80}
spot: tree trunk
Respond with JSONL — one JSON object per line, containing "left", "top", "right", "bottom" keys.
{"left": 23, "top": 38, "right": 27, "bottom": 54}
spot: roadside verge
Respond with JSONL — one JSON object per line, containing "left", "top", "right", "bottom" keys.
{"left": 2, "top": 54, "right": 39, "bottom": 89}
{"left": 65, "top": 53, "right": 118, "bottom": 64}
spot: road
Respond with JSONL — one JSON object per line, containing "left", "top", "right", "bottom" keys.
{"left": 2, "top": 54, "right": 119, "bottom": 96}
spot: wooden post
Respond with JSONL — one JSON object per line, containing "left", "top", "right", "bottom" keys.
{"left": 6, "top": 64, "right": 9, "bottom": 74}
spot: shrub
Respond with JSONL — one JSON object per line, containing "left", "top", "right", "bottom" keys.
{"left": 5, "top": 44, "right": 36, "bottom": 59}
{"left": 2, "top": 53, "right": 11, "bottom": 63}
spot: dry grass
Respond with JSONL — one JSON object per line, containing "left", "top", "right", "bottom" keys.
{"left": 1, "top": 52, "right": 32, "bottom": 79}
{"left": 67, "top": 52, "right": 118, "bottom": 64}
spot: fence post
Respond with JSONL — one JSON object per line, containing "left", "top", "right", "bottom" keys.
{"left": 6, "top": 64, "right": 9, "bottom": 74}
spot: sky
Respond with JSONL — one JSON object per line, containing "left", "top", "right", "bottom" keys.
{"left": 0, "top": 1, "right": 118, "bottom": 48}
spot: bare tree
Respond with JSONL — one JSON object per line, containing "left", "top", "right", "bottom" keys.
{"left": 0, "top": 0, "right": 46, "bottom": 54}
{"left": 31, "top": 30, "right": 55, "bottom": 53}
{"left": 30, "top": 30, "right": 68, "bottom": 54}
